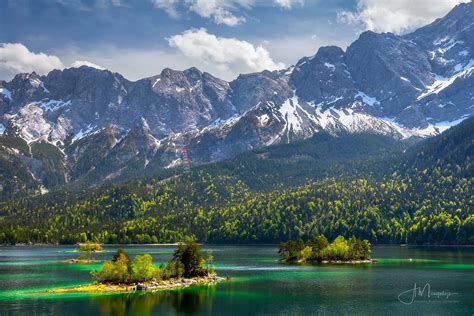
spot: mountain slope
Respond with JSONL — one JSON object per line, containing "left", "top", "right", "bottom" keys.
{"left": 0, "top": 2, "right": 473, "bottom": 196}
{"left": 0, "top": 116, "right": 471, "bottom": 245}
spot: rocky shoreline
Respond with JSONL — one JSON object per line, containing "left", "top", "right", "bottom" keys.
{"left": 63, "top": 259, "right": 100, "bottom": 264}
{"left": 46, "top": 275, "right": 226, "bottom": 294}
{"left": 320, "top": 259, "right": 377, "bottom": 264}
{"left": 286, "top": 259, "right": 377, "bottom": 264}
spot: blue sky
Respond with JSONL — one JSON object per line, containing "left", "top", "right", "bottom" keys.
{"left": 0, "top": 0, "right": 468, "bottom": 81}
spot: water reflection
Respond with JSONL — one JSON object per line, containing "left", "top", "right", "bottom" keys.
{"left": 92, "top": 284, "right": 217, "bottom": 315}
{"left": 0, "top": 246, "right": 473, "bottom": 315}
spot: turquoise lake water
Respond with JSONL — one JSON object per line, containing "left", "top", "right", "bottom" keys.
{"left": 0, "top": 245, "right": 472, "bottom": 315}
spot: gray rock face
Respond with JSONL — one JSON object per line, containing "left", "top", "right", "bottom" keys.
{"left": 346, "top": 31, "right": 433, "bottom": 117}
{"left": 406, "top": 2, "right": 474, "bottom": 76}
{"left": 229, "top": 70, "right": 292, "bottom": 113}
{"left": 0, "top": 2, "right": 473, "bottom": 193}
{"left": 129, "top": 67, "right": 235, "bottom": 136}
{"left": 290, "top": 46, "right": 357, "bottom": 108}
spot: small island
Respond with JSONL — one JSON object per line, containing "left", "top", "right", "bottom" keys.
{"left": 63, "top": 241, "right": 102, "bottom": 264}
{"left": 278, "top": 234, "right": 375, "bottom": 263}
{"left": 50, "top": 240, "right": 225, "bottom": 293}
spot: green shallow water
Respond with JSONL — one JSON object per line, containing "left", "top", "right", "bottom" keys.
{"left": 0, "top": 245, "right": 472, "bottom": 315}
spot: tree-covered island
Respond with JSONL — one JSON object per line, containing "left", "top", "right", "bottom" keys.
{"left": 49, "top": 240, "right": 224, "bottom": 294}
{"left": 64, "top": 241, "right": 103, "bottom": 264}
{"left": 278, "top": 235, "right": 374, "bottom": 263}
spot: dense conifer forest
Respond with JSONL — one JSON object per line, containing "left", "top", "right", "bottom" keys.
{"left": 0, "top": 118, "right": 472, "bottom": 245}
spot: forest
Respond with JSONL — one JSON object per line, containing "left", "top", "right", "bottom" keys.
{"left": 0, "top": 118, "right": 472, "bottom": 245}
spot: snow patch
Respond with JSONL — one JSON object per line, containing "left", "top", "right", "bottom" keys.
{"left": 284, "top": 66, "right": 294, "bottom": 75}
{"left": 324, "top": 62, "right": 335, "bottom": 71}
{"left": 355, "top": 91, "right": 379, "bottom": 106}
{"left": 400, "top": 76, "right": 411, "bottom": 83}
{"left": 0, "top": 123, "right": 5, "bottom": 134}
{"left": 12, "top": 104, "right": 52, "bottom": 143}
{"left": 40, "top": 82, "right": 49, "bottom": 93}
{"left": 279, "top": 97, "right": 303, "bottom": 137}
{"left": 29, "top": 77, "right": 41, "bottom": 88}
{"left": 381, "top": 116, "right": 468, "bottom": 137}
{"left": 152, "top": 78, "right": 161, "bottom": 88}
{"left": 418, "top": 59, "right": 474, "bottom": 100}
{"left": 36, "top": 99, "right": 71, "bottom": 112}
{"left": 72, "top": 124, "right": 96, "bottom": 143}
{"left": 0, "top": 87, "right": 12, "bottom": 101}
{"left": 414, "top": 116, "right": 469, "bottom": 135}
{"left": 327, "top": 96, "right": 343, "bottom": 105}
{"left": 189, "top": 80, "right": 201, "bottom": 92}
{"left": 258, "top": 114, "right": 270, "bottom": 126}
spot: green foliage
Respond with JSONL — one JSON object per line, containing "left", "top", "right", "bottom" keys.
{"left": 278, "top": 234, "right": 371, "bottom": 262}
{"left": 92, "top": 243, "right": 211, "bottom": 284}
{"left": 322, "top": 236, "right": 352, "bottom": 261}
{"left": 348, "top": 237, "right": 371, "bottom": 260}
{"left": 79, "top": 242, "right": 102, "bottom": 252}
{"left": 173, "top": 239, "right": 207, "bottom": 277}
{"left": 0, "top": 118, "right": 472, "bottom": 246}
{"left": 78, "top": 241, "right": 102, "bottom": 260}
{"left": 309, "top": 235, "right": 329, "bottom": 261}
{"left": 92, "top": 249, "right": 131, "bottom": 283}
{"left": 278, "top": 239, "right": 305, "bottom": 261}
{"left": 131, "top": 254, "right": 158, "bottom": 282}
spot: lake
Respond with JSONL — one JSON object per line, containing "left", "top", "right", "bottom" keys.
{"left": 0, "top": 245, "right": 472, "bottom": 315}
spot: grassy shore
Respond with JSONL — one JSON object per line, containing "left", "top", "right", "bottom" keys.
{"left": 47, "top": 275, "right": 226, "bottom": 294}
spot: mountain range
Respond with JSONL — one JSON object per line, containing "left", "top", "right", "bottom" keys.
{"left": 1, "top": 116, "right": 471, "bottom": 244}
{"left": 0, "top": 2, "right": 473, "bottom": 196}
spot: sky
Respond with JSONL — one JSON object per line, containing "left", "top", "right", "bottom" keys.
{"left": 0, "top": 0, "right": 470, "bottom": 81}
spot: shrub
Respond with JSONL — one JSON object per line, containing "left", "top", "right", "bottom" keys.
{"left": 278, "top": 239, "right": 304, "bottom": 261}
{"left": 92, "top": 249, "right": 131, "bottom": 283}
{"left": 131, "top": 254, "right": 157, "bottom": 282}
{"left": 299, "top": 246, "right": 312, "bottom": 261}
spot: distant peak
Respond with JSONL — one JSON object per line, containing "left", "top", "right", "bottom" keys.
{"left": 160, "top": 67, "right": 179, "bottom": 76}
{"left": 314, "top": 46, "right": 345, "bottom": 60}
{"left": 70, "top": 61, "right": 105, "bottom": 70}
{"left": 184, "top": 67, "right": 202, "bottom": 75}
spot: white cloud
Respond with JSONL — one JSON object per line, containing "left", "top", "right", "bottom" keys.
{"left": 338, "top": 0, "right": 471, "bottom": 33}
{"left": 151, "top": 0, "right": 180, "bottom": 18}
{"left": 0, "top": 43, "right": 64, "bottom": 79}
{"left": 187, "top": 0, "right": 247, "bottom": 26}
{"left": 168, "top": 28, "right": 285, "bottom": 79}
{"left": 152, "top": 0, "right": 304, "bottom": 25}
{"left": 0, "top": 43, "right": 110, "bottom": 80}
{"left": 274, "top": 0, "right": 303, "bottom": 9}
{"left": 70, "top": 60, "right": 105, "bottom": 70}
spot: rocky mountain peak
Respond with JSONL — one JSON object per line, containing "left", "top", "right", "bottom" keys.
{"left": 314, "top": 46, "right": 345, "bottom": 61}
{"left": 0, "top": 2, "right": 472, "bottom": 193}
